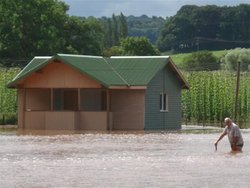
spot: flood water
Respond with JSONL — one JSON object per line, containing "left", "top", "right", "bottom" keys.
{"left": 0, "top": 126, "right": 250, "bottom": 188}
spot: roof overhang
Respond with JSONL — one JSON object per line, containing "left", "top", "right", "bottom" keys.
{"left": 111, "top": 56, "right": 170, "bottom": 59}
{"left": 167, "top": 57, "right": 189, "bottom": 89}
{"left": 109, "top": 86, "right": 147, "bottom": 90}
{"left": 7, "top": 54, "right": 189, "bottom": 90}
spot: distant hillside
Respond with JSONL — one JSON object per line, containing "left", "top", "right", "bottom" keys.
{"left": 126, "top": 15, "right": 166, "bottom": 44}
{"left": 99, "top": 14, "right": 165, "bottom": 47}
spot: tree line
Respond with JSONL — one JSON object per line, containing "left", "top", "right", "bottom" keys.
{"left": 0, "top": 0, "right": 162, "bottom": 67}
{"left": 1, "top": 1, "right": 250, "bottom": 68}
{"left": 157, "top": 4, "right": 250, "bottom": 52}
{"left": 0, "top": 0, "right": 103, "bottom": 67}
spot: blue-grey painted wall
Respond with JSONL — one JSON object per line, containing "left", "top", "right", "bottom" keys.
{"left": 145, "top": 65, "right": 182, "bottom": 129}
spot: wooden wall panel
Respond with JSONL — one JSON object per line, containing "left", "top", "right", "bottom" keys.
{"left": 111, "top": 90, "right": 145, "bottom": 130}
{"left": 20, "top": 62, "right": 102, "bottom": 88}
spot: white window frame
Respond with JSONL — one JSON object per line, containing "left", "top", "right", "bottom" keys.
{"left": 160, "top": 92, "right": 168, "bottom": 112}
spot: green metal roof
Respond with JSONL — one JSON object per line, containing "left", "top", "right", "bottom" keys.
{"left": 7, "top": 54, "right": 189, "bottom": 89}
{"left": 109, "top": 57, "right": 167, "bottom": 86}
{"left": 10, "top": 56, "right": 51, "bottom": 84}
{"left": 55, "top": 54, "right": 126, "bottom": 87}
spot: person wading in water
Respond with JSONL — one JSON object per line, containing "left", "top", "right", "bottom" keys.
{"left": 214, "top": 117, "right": 244, "bottom": 151}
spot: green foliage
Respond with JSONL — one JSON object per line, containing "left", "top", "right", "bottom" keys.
{"left": 0, "top": 68, "right": 19, "bottom": 125}
{"left": 170, "top": 49, "right": 230, "bottom": 68}
{"left": 102, "top": 18, "right": 113, "bottom": 48}
{"left": 103, "top": 35, "right": 160, "bottom": 56}
{"left": 182, "top": 71, "right": 250, "bottom": 127}
{"left": 111, "top": 14, "right": 119, "bottom": 46}
{"left": 101, "top": 13, "right": 129, "bottom": 48}
{"left": 63, "top": 16, "right": 104, "bottom": 55}
{"left": 120, "top": 37, "right": 160, "bottom": 56}
{"left": 0, "top": 0, "right": 105, "bottom": 67}
{"left": 102, "top": 46, "right": 123, "bottom": 57}
{"left": 126, "top": 15, "right": 165, "bottom": 44}
{"left": 0, "top": 68, "right": 20, "bottom": 113}
{"left": 0, "top": 113, "right": 17, "bottom": 125}
{"left": 158, "top": 4, "right": 250, "bottom": 52}
{"left": 0, "top": 0, "right": 69, "bottom": 59}
{"left": 119, "top": 13, "right": 128, "bottom": 39}
{"left": 181, "top": 51, "right": 220, "bottom": 71}
{"left": 221, "top": 48, "right": 250, "bottom": 71}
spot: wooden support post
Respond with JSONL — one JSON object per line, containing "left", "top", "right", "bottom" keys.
{"left": 106, "top": 89, "right": 111, "bottom": 131}
{"left": 234, "top": 61, "right": 240, "bottom": 123}
{"left": 50, "top": 88, "right": 53, "bottom": 111}
{"left": 23, "top": 88, "right": 26, "bottom": 129}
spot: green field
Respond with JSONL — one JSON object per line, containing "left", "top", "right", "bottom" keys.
{"left": 169, "top": 49, "right": 231, "bottom": 65}
{"left": 182, "top": 71, "right": 250, "bottom": 128}
{"left": 0, "top": 68, "right": 20, "bottom": 125}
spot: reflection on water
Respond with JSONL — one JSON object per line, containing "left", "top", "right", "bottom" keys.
{"left": 0, "top": 127, "right": 250, "bottom": 188}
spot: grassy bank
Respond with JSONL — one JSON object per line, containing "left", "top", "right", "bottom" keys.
{"left": 169, "top": 49, "right": 230, "bottom": 66}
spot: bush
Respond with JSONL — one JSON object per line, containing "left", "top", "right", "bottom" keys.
{"left": 102, "top": 46, "right": 123, "bottom": 57}
{"left": 221, "top": 48, "right": 250, "bottom": 71}
{"left": 182, "top": 50, "right": 220, "bottom": 71}
{"left": 0, "top": 113, "right": 17, "bottom": 125}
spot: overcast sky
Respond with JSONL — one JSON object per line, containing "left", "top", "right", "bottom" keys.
{"left": 62, "top": 0, "right": 250, "bottom": 18}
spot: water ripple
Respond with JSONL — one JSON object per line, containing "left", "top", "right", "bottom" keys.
{"left": 0, "top": 129, "right": 249, "bottom": 187}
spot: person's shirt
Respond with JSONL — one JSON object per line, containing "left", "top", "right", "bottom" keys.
{"left": 223, "top": 123, "right": 244, "bottom": 145}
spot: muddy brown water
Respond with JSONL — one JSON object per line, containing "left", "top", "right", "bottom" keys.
{"left": 0, "top": 127, "right": 250, "bottom": 188}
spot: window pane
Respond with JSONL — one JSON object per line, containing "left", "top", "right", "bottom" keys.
{"left": 163, "top": 93, "right": 168, "bottom": 111}
{"left": 26, "top": 89, "right": 50, "bottom": 111}
{"left": 160, "top": 93, "right": 163, "bottom": 110}
{"left": 53, "top": 89, "right": 78, "bottom": 111}
{"left": 80, "top": 89, "right": 106, "bottom": 111}
{"left": 64, "top": 90, "right": 78, "bottom": 111}
{"left": 160, "top": 93, "right": 168, "bottom": 112}
{"left": 53, "top": 89, "right": 63, "bottom": 110}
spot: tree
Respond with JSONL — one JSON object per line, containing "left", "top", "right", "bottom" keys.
{"left": 63, "top": 16, "right": 104, "bottom": 55}
{"left": 157, "top": 4, "right": 250, "bottom": 52}
{"left": 182, "top": 51, "right": 219, "bottom": 71}
{"left": 119, "top": 12, "right": 128, "bottom": 39}
{"left": 0, "top": 0, "right": 106, "bottom": 67}
{"left": 120, "top": 37, "right": 160, "bottom": 56}
{"left": 0, "top": 0, "right": 69, "bottom": 61}
{"left": 112, "top": 14, "right": 119, "bottom": 46}
{"left": 102, "top": 18, "right": 113, "bottom": 48}
{"left": 221, "top": 48, "right": 250, "bottom": 71}
{"left": 192, "top": 5, "right": 221, "bottom": 39}
{"left": 101, "top": 13, "right": 128, "bottom": 48}
{"left": 157, "top": 15, "right": 194, "bottom": 52}
{"left": 127, "top": 15, "right": 165, "bottom": 44}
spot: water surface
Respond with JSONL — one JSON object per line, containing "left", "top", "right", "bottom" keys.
{"left": 0, "top": 127, "right": 249, "bottom": 188}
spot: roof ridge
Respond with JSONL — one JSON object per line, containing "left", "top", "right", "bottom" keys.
{"left": 57, "top": 54, "right": 103, "bottom": 58}
{"left": 34, "top": 56, "right": 52, "bottom": 59}
{"left": 103, "top": 58, "right": 130, "bottom": 86}
{"left": 111, "top": 56, "right": 169, "bottom": 59}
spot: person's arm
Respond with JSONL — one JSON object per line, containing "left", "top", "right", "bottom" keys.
{"left": 214, "top": 132, "right": 226, "bottom": 146}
